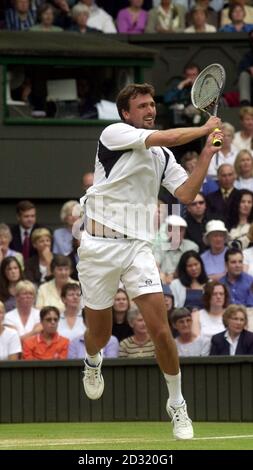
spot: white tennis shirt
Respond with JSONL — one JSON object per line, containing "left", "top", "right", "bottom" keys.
{"left": 81, "top": 122, "right": 188, "bottom": 242}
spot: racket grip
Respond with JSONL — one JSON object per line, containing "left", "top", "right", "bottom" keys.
{"left": 212, "top": 127, "right": 222, "bottom": 147}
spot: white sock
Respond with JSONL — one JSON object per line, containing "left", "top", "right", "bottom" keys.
{"left": 86, "top": 352, "right": 101, "bottom": 367}
{"left": 164, "top": 370, "right": 184, "bottom": 408}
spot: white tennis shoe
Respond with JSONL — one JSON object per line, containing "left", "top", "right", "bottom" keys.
{"left": 166, "top": 400, "right": 194, "bottom": 440}
{"left": 82, "top": 356, "right": 104, "bottom": 400}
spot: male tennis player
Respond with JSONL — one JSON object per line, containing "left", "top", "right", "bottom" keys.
{"left": 78, "top": 83, "right": 222, "bottom": 440}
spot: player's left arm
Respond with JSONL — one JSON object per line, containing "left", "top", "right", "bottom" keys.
{"left": 174, "top": 130, "right": 224, "bottom": 204}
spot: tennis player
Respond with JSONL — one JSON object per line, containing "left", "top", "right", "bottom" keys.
{"left": 78, "top": 83, "right": 222, "bottom": 440}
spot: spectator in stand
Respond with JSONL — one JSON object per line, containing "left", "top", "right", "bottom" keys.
{"left": 207, "top": 123, "right": 237, "bottom": 180}
{"left": 170, "top": 250, "right": 208, "bottom": 309}
{"left": 53, "top": 200, "right": 79, "bottom": 256}
{"left": 5, "top": 0, "right": 36, "bottom": 30}
{"left": 4, "top": 280, "right": 42, "bottom": 341}
{"left": 116, "top": 0, "right": 148, "bottom": 33}
{"left": 186, "top": 0, "right": 219, "bottom": 29}
{"left": 233, "top": 106, "right": 253, "bottom": 152}
{"left": 112, "top": 288, "right": 133, "bottom": 342}
{"left": 184, "top": 5, "right": 216, "bottom": 32}
{"left": 201, "top": 220, "right": 229, "bottom": 281}
{"left": 22, "top": 306, "right": 69, "bottom": 360}
{"left": 24, "top": 228, "right": 53, "bottom": 286}
{"left": 185, "top": 193, "right": 210, "bottom": 253}
{"left": 205, "top": 164, "right": 239, "bottom": 225}
{"left": 153, "top": 215, "right": 199, "bottom": 285}
{"left": 0, "top": 223, "right": 23, "bottom": 268}
{"left": 10, "top": 200, "right": 40, "bottom": 261}
{"left": 219, "top": 3, "right": 253, "bottom": 33}
{"left": 58, "top": 283, "right": 85, "bottom": 341}
{"left": 68, "top": 308, "right": 119, "bottom": 358}
{"left": 68, "top": 237, "right": 80, "bottom": 281}
{"left": 162, "top": 283, "right": 177, "bottom": 337}
{"left": 119, "top": 303, "right": 155, "bottom": 358}
{"left": 78, "top": 0, "right": 117, "bottom": 33}
{"left": 238, "top": 30, "right": 253, "bottom": 106}
{"left": 0, "top": 301, "right": 22, "bottom": 360}
{"left": 30, "top": 3, "right": 63, "bottom": 31}
{"left": 51, "top": 0, "right": 72, "bottom": 29}
{"left": 68, "top": 3, "right": 100, "bottom": 33}
{"left": 220, "top": 0, "right": 253, "bottom": 27}
{"left": 210, "top": 304, "right": 253, "bottom": 355}
{"left": 228, "top": 189, "right": 253, "bottom": 249}
{"left": 234, "top": 149, "right": 253, "bottom": 190}
{"left": 0, "top": 257, "right": 23, "bottom": 312}
{"left": 36, "top": 255, "right": 77, "bottom": 311}
{"left": 220, "top": 247, "right": 253, "bottom": 306}
{"left": 191, "top": 281, "right": 230, "bottom": 341}
{"left": 243, "top": 223, "right": 253, "bottom": 275}
{"left": 82, "top": 171, "right": 94, "bottom": 192}
{"left": 145, "top": 0, "right": 186, "bottom": 33}
{"left": 180, "top": 152, "right": 218, "bottom": 195}
{"left": 164, "top": 63, "right": 200, "bottom": 126}
{"left": 171, "top": 307, "right": 210, "bottom": 356}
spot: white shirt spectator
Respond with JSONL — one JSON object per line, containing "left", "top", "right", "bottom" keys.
{"left": 197, "top": 308, "right": 224, "bottom": 340}
{"left": 57, "top": 311, "right": 86, "bottom": 341}
{"left": 0, "top": 327, "right": 22, "bottom": 360}
{"left": 4, "top": 307, "right": 40, "bottom": 337}
{"left": 84, "top": 2, "right": 117, "bottom": 33}
{"left": 175, "top": 335, "right": 210, "bottom": 356}
{"left": 207, "top": 145, "right": 238, "bottom": 179}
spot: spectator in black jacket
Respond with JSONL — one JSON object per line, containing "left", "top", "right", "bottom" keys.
{"left": 210, "top": 304, "right": 253, "bottom": 355}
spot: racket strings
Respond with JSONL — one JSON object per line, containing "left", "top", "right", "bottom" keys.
{"left": 191, "top": 65, "right": 225, "bottom": 111}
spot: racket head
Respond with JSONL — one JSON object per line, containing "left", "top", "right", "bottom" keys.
{"left": 191, "top": 63, "right": 226, "bottom": 112}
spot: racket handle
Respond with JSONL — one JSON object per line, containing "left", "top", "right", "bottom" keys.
{"left": 212, "top": 127, "right": 222, "bottom": 147}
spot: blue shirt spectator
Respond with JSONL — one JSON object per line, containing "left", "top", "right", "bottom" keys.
{"left": 68, "top": 334, "right": 119, "bottom": 359}
{"left": 220, "top": 271, "right": 253, "bottom": 306}
{"left": 5, "top": 0, "right": 36, "bottom": 31}
{"left": 220, "top": 247, "right": 253, "bottom": 307}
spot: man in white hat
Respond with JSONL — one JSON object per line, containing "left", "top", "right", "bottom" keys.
{"left": 201, "top": 219, "right": 229, "bottom": 281}
{"left": 153, "top": 214, "right": 199, "bottom": 284}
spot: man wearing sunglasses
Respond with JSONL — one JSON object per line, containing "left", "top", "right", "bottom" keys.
{"left": 185, "top": 192, "right": 210, "bottom": 253}
{"left": 22, "top": 306, "right": 69, "bottom": 360}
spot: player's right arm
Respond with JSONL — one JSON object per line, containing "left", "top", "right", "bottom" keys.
{"left": 145, "top": 116, "right": 221, "bottom": 148}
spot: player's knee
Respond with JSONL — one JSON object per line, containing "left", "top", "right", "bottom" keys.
{"left": 152, "top": 325, "right": 171, "bottom": 347}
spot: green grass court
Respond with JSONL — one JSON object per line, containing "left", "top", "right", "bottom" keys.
{"left": 0, "top": 422, "right": 252, "bottom": 450}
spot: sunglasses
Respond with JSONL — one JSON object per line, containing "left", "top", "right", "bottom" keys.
{"left": 189, "top": 201, "right": 205, "bottom": 206}
{"left": 44, "top": 317, "right": 59, "bottom": 323}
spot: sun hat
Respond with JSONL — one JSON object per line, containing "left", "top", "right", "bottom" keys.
{"left": 203, "top": 219, "right": 229, "bottom": 245}
{"left": 165, "top": 215, "right": 187, "bottom": 228}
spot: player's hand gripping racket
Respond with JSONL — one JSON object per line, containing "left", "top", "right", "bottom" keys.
{"left": 191, "top": 63, "right": 226, "bottom": 147}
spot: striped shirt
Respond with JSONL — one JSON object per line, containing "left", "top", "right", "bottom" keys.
{"left": 119, "top": 336, "right": 155, "bottom": 358}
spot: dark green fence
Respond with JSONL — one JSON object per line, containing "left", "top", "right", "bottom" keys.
{"left": 0, "top": 357, "right": 252, "bottom": 423}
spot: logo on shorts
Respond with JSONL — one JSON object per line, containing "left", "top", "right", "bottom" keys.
{"left": 145, "top": 279, "right": 153, "bottom": 286}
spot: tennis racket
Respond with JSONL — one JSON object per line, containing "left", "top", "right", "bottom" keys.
{"left": 191, "top": 63, "right": 226, "bottom": 147}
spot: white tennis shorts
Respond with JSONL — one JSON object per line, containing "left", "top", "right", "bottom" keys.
{"left": 77, "top": 231, "right": 162, "bottom": 310}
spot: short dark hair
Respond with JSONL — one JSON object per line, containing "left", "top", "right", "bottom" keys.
{"left": 170, "top": 307, "right": 191, "bottom": 325}
{"left": 116, "top": 83, "right": 155, "bottom": 120}
{"left": 224, "top": 247, "right": 243, "bottom": 263}
{"left": 61, "top": 282, "right": 81, "bottom": 298}
{"left": 50, "top": 254, "right": 73, "bottom": 272}
{"left": 16, "top": 200, "right": 35, "bottom": 214}
{"left": 40, "top": 306, "right": 60, "bottom": 322}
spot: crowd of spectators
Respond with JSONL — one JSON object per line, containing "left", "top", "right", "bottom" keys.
{"left": 1, "top": 149, "right": 253, "bottom": 360}
{"left": 2, "top": 1, "right": 253, "bottom": 35}
{"left": 2, "top": 2, "right": 253, "bottom": 360}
